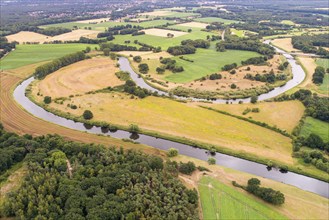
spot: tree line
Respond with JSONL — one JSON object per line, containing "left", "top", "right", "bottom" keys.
{"left": 34, "top": 51, "right": 86, "bottom": 79}
{"left": 0, "top": 125, "right": 199, "bottom": 219}
{"left": 292, "top": 34, "right": 329, "bottom": 57}
{"left": 167, "top": 39, "right": 210, "bottom": 56}
{"left": 0, "top": 37, "right": 16, "bottom": 58}
{"left": 216, "top": 36, "right": 276, "bottom": 59}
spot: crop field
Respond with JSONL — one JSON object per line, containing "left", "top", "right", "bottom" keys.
{"left": 40, "top": 19, "right": 176, "bottom": 31}
{"left": 143, "top": 28, "right": 188, "bottom": 38}
{"left": 194, "top": 17, "right": 239, "bottom": 24}
{"left": 35, "top": 57, "right": 122, "bottom": 98}
{"left": 5, "top": 30, "right": 100, "bottom": 44}
{"left": 281, "top": 20, "right": 296, "bottom": 25}
{"left": 199, "top": 100, "right": 305, "bottom": 133}
{"left": 0, "top": 44, "right": 94, "bottom": 70}
{"left": 198, "top": 176, "right": 287, "bottom": 220}
{"left": 139, "top": 10, "right": 200, "bottom": 18}
{"left": 166, "top": 47, "right": 259, "bottom": 83}
{"left": 177, "top": 22, "right": 208, "bottom": 29}
{"left": 42, "top": 91, "right": 294, "bottom": 164}
{"left": 300, "top": 117, "right": 329, "bottom": 142}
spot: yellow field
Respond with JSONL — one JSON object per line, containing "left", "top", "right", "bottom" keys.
{"left": 35, "top": 57, "right": 122, "bottom": 98}
{"left": 139, "top": 11, "right": 172, "bottom": 16}
{"left": 5, "top": 30, "right": 100, "bottom": 43}
{"left": 44, "top": 92, "right": 294, "bottom": 164}
{"left": 143, "top": 28, "right": 188, "bottom": 38}
{"left": 271, "top": 38, "right": 297, "bottom": 52}
{"left": 177, "top": 22, "right": 208, "bottom": 28}
{"left": 198, "top": 101, "right": 305, "bottom": 133}
{"left": 6, "top": 31, "right": 49, "bottom": 43}
{"left": 76, "top": 18, "right": 110, "bottom": 23}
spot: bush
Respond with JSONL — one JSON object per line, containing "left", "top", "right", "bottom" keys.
{"left": 179, "top": 161, "right": 196, "bottom": 175}
{"left": 167, "top": 148, "right": 179, "bottom": 157}
{"left": 250, "top": 96, "right": 258, "bottom": 104}
{"left": 156, "top": 67, "right": 165, "bottom": 74}
{"left": 129, "top": 124, "right": 140, "bottom": 133}
{"left": 230, "top": 84, "right": 237, "bottom": 89}
{"left": 43, "top": 96, "right": 52, "bottom": 104}
{"left": 208, "top": 157, "right": 216, "bottom": 165}
{"left": 138, "top": 63, "right": 149, "bottom": 74}
{"left": 82, "top": 110, "right": 93, "bottom": 120}
{"left": 133, "top": 55, "right": 142, "bottom": 63}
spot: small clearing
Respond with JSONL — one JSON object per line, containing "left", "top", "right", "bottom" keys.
{"left": 143, "top": 28, "right": 188, "bottom": 38}
{"left": 271, "top": 38, "right": 297, "bottom": 52}
{"left": 177, "top": 22, "right": 208, "bottom": 29}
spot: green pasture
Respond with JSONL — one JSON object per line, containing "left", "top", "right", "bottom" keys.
{"left": 315, "top": 58, "right": 329, "bottom": 92}
{"left": 0, "top": 44, "right": 94, "bottom": 70}
{"left": 300, "top": 117, "right": 329, "bottom": 142}
{"left": 166, "top": 47, "right": 259, "bottom": 83}
{"left": 194, "top": 17, "right": 239, "bottom": 24}
{"left": 198, "top": 176, "right": 288, "bottom": 220}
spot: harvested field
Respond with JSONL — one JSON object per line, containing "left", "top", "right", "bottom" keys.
{"left": 177, "top": 22, "right": 208, "bottom": 28}
{"left": 35, "top": 57, "right": 122, "bottom": 98}
{"left": 143, "top": 28, "right": 188, "bottom": 38}
{"left": 49, "top": 29, "right": 100, "bottom": 42}
{"left": 198, "top": 100, "right": 305, "bottom": 133}
{"left": 5, "top": 31, "right": 49, "bottom": 43}
{"left": 139, "top": 10, "right": 172, "bottom": 16}
{"left": 271, "top": 38, "right": 298, "bottom": 52}
{"left": 5, "top": 30, "right": 100, "bottom": 44}
{"left": 46, "top": 92, "right": 294, "bottom": 164}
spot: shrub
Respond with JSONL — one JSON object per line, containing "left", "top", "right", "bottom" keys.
{"left": 179, "top": 161, "right": 196, "bottom": 175}
{"left": 133, "top": 55, "right": 142, "bottom": 63}
{"left": 250, "top": 96, "right": 258, "bottom": 104}
{"left": 230, "top": 83, "right": 237, "bottom": 89}
{"left": 167, "top": 148, "right": 179, "bottom": 157}
{"left": 138, "top": 63, "right": 149, "bottom": 74}
{"left": 82, "top": 110, "right": 93, "bottom": 120}
{"left": 43, "top": 96, "right": 52, "bottom": 104}
{"left": 208, "top": 157, "right": 216, "bottom": 165}
{"left": 129, "top": 124, "right": 140, "bottom": 133}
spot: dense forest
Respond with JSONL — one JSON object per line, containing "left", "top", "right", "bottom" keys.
{"left": 0, "top": 125, "right": 199, "bottom": 219}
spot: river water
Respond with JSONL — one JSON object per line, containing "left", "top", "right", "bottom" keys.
{"left": 12, "top": 44, "right": 329, "bottom": 198}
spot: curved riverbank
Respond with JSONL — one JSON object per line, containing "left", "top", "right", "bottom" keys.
{"left": 14, "top": 76, "right": 329, "bottom": 198}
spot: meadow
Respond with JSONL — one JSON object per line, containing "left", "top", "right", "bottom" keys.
{"left": 37, "top": 91, "right": 294, "bottom": 164}
{"left": 194, "top": 17, "right": 239, "bottom": 24}
{"left": 198, "top": 176, "right": 287, "bottom": 220}
{"left": 300, "top": 117, "right": 329, "bottom": 142}
{"left": 316, "top": 58, "right": 329, "bottom": 92}
{"left": 200, "top": 101, "right": 305, "bottom": 133}
{"left": 0, "top": 44, "right": 94, "bottom": 70}
{"left": 166, "top": 47, "right": 259, "bottom": 83}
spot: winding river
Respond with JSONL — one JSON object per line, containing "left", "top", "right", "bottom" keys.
{"left": 13, "top": 44, "right": 329, "bottom": 198}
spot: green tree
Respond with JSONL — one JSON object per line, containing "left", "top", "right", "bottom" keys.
{"left": 250, "top": 96, "right": 258, "bottom": 104}
{"left": 83, "top": 110, "right": 93, "bottom": 120}
{"left": 129, "top": 124, "right": 140, "bottom": 133}
{"left": 208, "top": 157, "right": 216, "bottom": 165}
{"left": 44, "top": 96, "right": 52, "bottom": 104}
{"left": 138, "top": 63, "right": 149, "bottom": 74}
{"left": 133, "top": 56, "right": 142, "bottom": 63}
{"left": 103, "top": 48, "right": 110, "bottom": 56}
{"left": 156, "top": 67, "right": 165, "bottom": 74}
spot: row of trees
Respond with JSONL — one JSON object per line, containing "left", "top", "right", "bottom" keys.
{"left": 0, "top": 126, "right": 199, "bottom": 219}
{"left": 312, "top": 66, "right": 327, "bottom": 84}
{"left": 159, "top": 58, "right": 184, "bottom": 73}
{"left": 241, "top": 56, "right": 267, "bottom": 66}
{"left": 34, "top": 51, "right": 86, "bottom": 79}
{"left": 244, "top": 72, "right": 287, "bottom": 84}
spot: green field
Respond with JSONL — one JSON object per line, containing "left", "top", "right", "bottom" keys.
{"left": 281, "top": 20, "right": 296, "bottom": 25}
{"left": 109, "top": 29, "right": 210, "bottom": 50}
{"left": 231, "top": 28, "right": 245, "bottom": 37}
{"left": 40, "top": 19, "right": 176, "bottom": 31}
{"left": 199, "top": 176, "right": 287, "bottom": 220}
{"left": 0, "top": 44, "right": 94, "bottom": 70}
{"left": 166, "top": 47, "right": 259, "bottom": 83}
{"left": 195, "top": 17, "right": 239, "bottom": 24}
{"left": 315, "top": 58, "right": 329, "bottom": 92}
{"left": 300, "top": 117, "right": 329, "bottom": 142}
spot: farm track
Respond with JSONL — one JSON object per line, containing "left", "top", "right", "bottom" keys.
{"left": 0, "top": 73, "right": 161, "bottom": 155}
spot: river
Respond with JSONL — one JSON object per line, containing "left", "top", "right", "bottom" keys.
{"left": 12, "top": 44, "right": 329, "bottom": 198}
